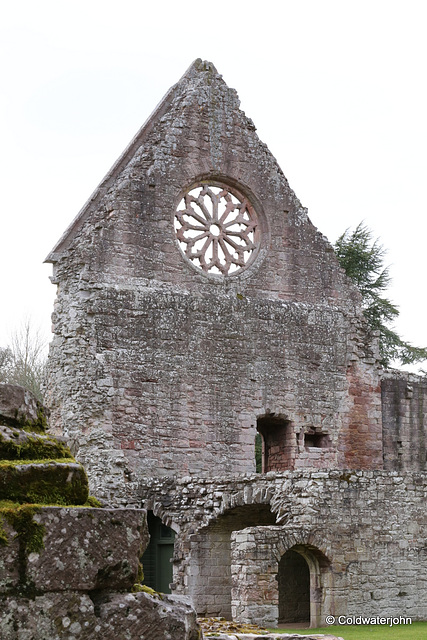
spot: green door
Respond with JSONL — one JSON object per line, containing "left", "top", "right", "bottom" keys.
{"left": 141, "top": 511, "right": 175, "bottom": 593}
{"left": 157, "top": 542, "right": 174, "bottom": 593}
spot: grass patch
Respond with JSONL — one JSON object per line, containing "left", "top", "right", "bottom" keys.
{"left": 269, "top": 622, "right": 427, "bottom": 639}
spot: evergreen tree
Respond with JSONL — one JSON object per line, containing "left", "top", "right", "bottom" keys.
{"left": 334, "top": 223, "right": 427, "bottom": 368}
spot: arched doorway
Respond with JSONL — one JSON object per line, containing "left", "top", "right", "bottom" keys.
{"left": 277, "top": 544, "right": 330, "bottom": 628}
{"left": 278, "top": 549, "right": 310, "bottom": 624}
{"left": 141, "top": 511, "right": 176, "bottom": 593}
{"left": 188, "top": 504, "right": 276, "bottom": 619}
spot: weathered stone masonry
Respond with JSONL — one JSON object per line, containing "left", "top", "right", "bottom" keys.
{"left": 137, "top": 471, "right": 427, "bottom": 626}
{"left": 46, "top": 60, "right": 384, "bottom": 490}
{"left": 45, "top": 59, "right": 427, "bottom": 627}
{"left": 382, "top": 371, "right": 427, "bottom": 472}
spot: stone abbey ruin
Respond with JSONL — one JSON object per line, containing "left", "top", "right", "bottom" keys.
{"left": 43, "top": 59, "right": 426, "bottom": 629}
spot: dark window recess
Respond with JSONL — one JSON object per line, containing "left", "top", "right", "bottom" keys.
{"left": 304, "top": 431, "right": 330, "bottom": 449}
{"left": 255, "top": 432, "right": 263, "bottom": 473}
{"left": 257, "top": 415, "right": 294, "bottom": 472}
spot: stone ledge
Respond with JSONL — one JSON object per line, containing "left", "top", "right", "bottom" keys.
{"left": 0, "top": 591, "right": 200, "bottom": 640}
{"left": 0, "top": 460, "right": 89, "bottom": 504}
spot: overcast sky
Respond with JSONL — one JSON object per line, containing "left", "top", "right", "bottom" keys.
{"left": 1, "top": 0, "right": 426, "bottom": 372}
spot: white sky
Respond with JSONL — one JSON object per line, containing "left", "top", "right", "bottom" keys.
{"left": 1, "top": 0, "right": 426, "bottom": 372}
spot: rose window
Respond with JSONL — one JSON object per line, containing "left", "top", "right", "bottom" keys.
{"left": 174, "top": 184, "right": 259, "bottom": 275}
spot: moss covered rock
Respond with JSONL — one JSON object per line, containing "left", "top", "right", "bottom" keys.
{"left": 0, "top": 425, "right": 73, "bottom": 461}
{"left": 0, "top": 460, "right": 89, "bottom": 505}
{"left": 0, "top": 384, "right": 89, "bottom": 507}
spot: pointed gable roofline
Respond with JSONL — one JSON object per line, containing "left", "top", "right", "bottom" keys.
{"left": 45, "top": 59, "right": 215, "bottom": 263}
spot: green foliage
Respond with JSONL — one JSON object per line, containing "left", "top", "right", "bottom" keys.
{"left": 255, "top": 433, "right": 262, "bottom": 473}
{"left": 334, "top": 223, "right": 427, "bottom": 368}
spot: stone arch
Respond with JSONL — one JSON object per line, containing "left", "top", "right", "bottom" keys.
{"left": 215, "top": 482, "right": 276, "bottom": 518}
{"left": 187, "top": 503, "right": 277, "bottom": 619}
{"left": 141, "top": 495, "right": 181, "bottom": 534}
{"left": 230, "top": 526, "right": 332, "bottom": 628}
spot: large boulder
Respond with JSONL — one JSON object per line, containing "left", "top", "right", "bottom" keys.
{"left": 0, "top": 507, "right": 147, "bottom": 593}
{"left": 0, "top": 384, "right": 48, "bottom": 431}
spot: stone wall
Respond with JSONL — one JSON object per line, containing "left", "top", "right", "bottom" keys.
{"left": 43, "top": 60, "right": 427, "bottom": 630}
{"left": 382, "top": 370, "right": 427, "bottom": 472}
{"left": 48, "top": 284, "right": 383, "bottom": 498}
{"left": 137, "top": 470, "right": 427, "bottom": 624}
{"left": 231, "top": 528, "right": 326, "bottom": 628}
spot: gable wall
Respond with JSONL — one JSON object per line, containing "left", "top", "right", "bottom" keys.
{"left": 46, "top": 63, "right": 383, "bottom": 488}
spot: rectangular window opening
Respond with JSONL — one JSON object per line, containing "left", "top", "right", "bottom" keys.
{"left": 304, "top": 432, "right": 330, "bottom": 450}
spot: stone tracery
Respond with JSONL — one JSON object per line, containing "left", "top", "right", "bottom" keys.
{"left": 174, "top": 183, "right": 259, "bottom": 275}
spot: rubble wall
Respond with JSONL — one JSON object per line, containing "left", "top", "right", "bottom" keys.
{"left": 138, "top": 470, "right": 427, "bottom": 623}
